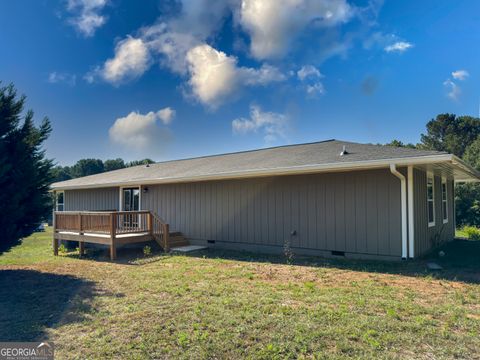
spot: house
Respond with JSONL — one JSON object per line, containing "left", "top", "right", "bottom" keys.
{"left": 50, "top": 140, "right": 480, "bottom": 260}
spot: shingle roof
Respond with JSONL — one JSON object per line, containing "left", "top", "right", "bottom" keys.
{"left": 50, "top": 139, "right": 459, "bottom": 190}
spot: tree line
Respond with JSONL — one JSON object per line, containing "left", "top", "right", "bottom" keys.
{"left": 2, "top": 82, "right": 480, "bottom": 253}
{"left": 385, "top": 114, "right": 480, "bottom": 226}
{"left": 51, "top": 158, "right": 155, "bottom": 183}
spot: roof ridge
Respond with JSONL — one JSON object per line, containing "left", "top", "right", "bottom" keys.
{"left": 135, "top": 139, "right": 339, "bottom": 168}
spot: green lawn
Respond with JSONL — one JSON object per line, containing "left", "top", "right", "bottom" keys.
{"left": 1, "top": 228, "right": 479, "bottom": 359}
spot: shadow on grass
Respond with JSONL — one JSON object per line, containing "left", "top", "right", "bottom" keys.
{"left": 0, "top": 269, "right": 96, "bottom": 341}
{"left": 179, "top": 239, "right": 480, "bottom": 285}
{"left": 61, "top": 242, "right": 169, "bottom": 266}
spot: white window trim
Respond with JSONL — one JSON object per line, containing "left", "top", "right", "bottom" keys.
{"left": 118, "top": 186, "right": 142, "bottom": 211}
{"left": 427, "top": 172, "right": 435, "bottom": 227}
{"left": 442, "top": 177, "right": 448, "bottom": 224}
{"left": 56, "top": 191, "right": 65, "bottom": 212}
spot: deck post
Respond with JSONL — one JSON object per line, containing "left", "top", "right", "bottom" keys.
{"left": 148, "top": 212, "right": 153, "bottom": 236}
{"left": 78, "top": 212, "right": 84, "bottom": 256}
{"left": 53, "top": 212, "right": 59, "bottom": 256}
{"left": 110, "top": 212, "right": 117, "bottom": 260}
{"left": 53, "top": 237, "right": 59, "bottom": 256}
{"left": 163, "top": 223, "right": 170, "bottom": 252}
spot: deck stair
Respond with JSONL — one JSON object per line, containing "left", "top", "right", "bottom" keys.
{"left": 168, "top": 231, "right": 190, "bottom": 248}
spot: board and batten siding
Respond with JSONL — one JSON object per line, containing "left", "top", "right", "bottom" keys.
{"left": 64, "top": 187, "right": 119, "bottom": 211}
{"left": 413, "top": 168, "right": 455, "bottom": 256}
{"left": 142, "top": 169, "right": 403, "bottom": 258}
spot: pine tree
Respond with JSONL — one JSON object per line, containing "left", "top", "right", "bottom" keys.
{"left": 0, "top": 83, "right": 53, "bottom": 253}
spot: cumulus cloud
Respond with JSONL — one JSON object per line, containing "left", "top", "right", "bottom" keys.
{"left": 384, "top": 41, "right": 413, "bottom": 53}
{"left": 90, "top": 36, "right": 151, "bottom": 84}
{"left": 232, "top": 105, "right": 289, "bottom": 144}
{"left": 297, "top": 65, "right": 322, "bottom": 81}
{"left": 109, "top": 108, "right": 174, "bottom": 150}
{"left": 48, "top": 72, "right": 77, "bottom": 86}
{"left": 443, "top": 79, "right": 460, "bottom": 101}
{"left": 157, "top": 107, "right": 176, "bottom": 124}
{"left": 185, "top": 44, "right": 285, "bottom": 107}
{"left": 306, "top": 82, "right": 325, "bottom": 97}
{"left": 238, "top": 0, "right": 353, "bottom": 59}
{"left": 66, "top": 0, "right": 108, "bottom": 37}
{"left": 296, "top": 65, "right": 324, "bottom": 97}
{"left": 452, "top": 69, "right": 469, "bottom": 81}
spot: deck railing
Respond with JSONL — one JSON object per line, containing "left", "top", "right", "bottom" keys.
{"left": 53, "top": 211, "right": 171, "bottom": 259}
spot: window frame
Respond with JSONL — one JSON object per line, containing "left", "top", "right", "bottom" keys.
{"left": 427, "top": 173, "right": 435, "bottom": 227}
{"left": 442, "top": 177, "right": 448, "bottom": 224}
{"left": 56, "top": 191, "right": 65, "bottom": 212}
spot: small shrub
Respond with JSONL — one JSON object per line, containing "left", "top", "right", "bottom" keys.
{"left": 462, "top": 226, "right": 480, "bottom": 240}
{"left": 58, "top": 244, "right": 67, "bottom": 254}
{"left": 283, "top": 237, "right": 294, "bottom": 264}
{"left": 143, "top": 245, "right": 152, "bottom": 257}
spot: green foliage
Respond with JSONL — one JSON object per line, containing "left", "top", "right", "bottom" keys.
{"left": 420, "top": 113, "right": 480, "bottom": 157}
{"left": 460, "top": 226, "right": 480, "bottom": 241}
{"left": 384, "top": 139, "right": 417, "bottom": 149}
{"left": 51, "top": 158, "right": 155, "bottom": 183}
{"left": 70, "top": 158, "right": 104, "bottom": 178}
{"left": 143, "top": 245, "right": 152, "bottom": 257}
{"left": 463, "top": 137, "right": 480, "bottom": 171}
{"left": 0, "top": 83, "right": 53, "bottom": 253}
{"left": 126, "top": 158, "right": 155, "bottom": 167}
{"left": 104, "top": 158, "right": 125, "bottom": 172}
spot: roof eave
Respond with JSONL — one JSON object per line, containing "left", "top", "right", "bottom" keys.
{"left": 50, "top": 154, "right": 472, "bottom": 191}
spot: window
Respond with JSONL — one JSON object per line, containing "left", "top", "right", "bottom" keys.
{"left": 56, "top": 191, "right": 64, "bottom": 211}
{"left": 442, "top": 178, "right": 448, "bottom": 223}
{"left": 427, "top": 174, "right": 435, "bottom": 227}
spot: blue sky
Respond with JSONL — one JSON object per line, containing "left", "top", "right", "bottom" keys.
{"left": 0, "top": 0, "right": 479, "bottom": 165}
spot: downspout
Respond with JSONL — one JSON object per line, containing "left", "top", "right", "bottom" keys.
{"left": 390, "top": 164, "right": 408, "bottom": 259}
{"left": 407, "top": 166, "right": 415, "bottom": 258}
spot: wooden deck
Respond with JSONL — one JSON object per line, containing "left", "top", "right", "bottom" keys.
{"left": 53, "top": 211, "right": 170, "bottom": 260}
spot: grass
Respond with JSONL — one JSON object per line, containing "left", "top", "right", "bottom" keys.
{"left": 1, "top": 228, "right": 480, "bottom": 359}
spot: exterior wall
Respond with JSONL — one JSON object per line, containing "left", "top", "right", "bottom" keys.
{"left": 64, "top": 187, "right": 119, "bottom": 211}
{"left": 412, "top": 168, "right": 455, "bottom": 257}
{"left": 142, "top": 169, "right": 403, "bottom": 259}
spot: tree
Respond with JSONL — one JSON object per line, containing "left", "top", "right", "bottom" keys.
{"left": 51, "top": 165, "right": 72, "bottom": 183}
{"left": 385, "top": 139, "right": 417, "bottom": 149}
{"left": 70, "top": 158, "right": 104, "bottom": 178}
{"left": 126, "top": 158, "right": 155, "bottom": 167}
{"left": 463, "top": 138, "right": 480, "bottom": 171}
{"left": 104, "top": 158, "right": 126, "bottom": 172}
{"left": 0, "top": 83, "right": 53, "bottom": 253}
{"left": 420, "top": 113, "right": 480, "bottom": 157}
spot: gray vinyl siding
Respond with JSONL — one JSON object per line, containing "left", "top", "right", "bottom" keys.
{"left": 413, "top": 168, "right": 455, "bottom": 257}
{"left": 142, "top": 169, "right": 403, "bottom": 258}
{"left": 64, "top": 188, "right": 119, "bottom": 211}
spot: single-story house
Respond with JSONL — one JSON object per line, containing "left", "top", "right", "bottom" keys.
{"left": 50, "top": 140, "right": 480, "bottom": 260}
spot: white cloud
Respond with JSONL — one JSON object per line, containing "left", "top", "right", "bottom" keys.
{"left": 384, "top": 41, "right": 413, "bottom": 53}
{"left": 452, "top": 69, "right": 469, "bottom": 81}
{"left": 443, "top": 79, "right": 461, "bottom": 101}
{"left": 238, "top": 0, "right": 353, "bottom": 59}
{"left": 232, "top": 105, "right": 289, "bottom": 144}
{"left": 297, "top": 65, "right": 322, "bottom": 81}
{"left": 109, "top": 109, "right": 173, "bottom": 150}
{"left": 186, "top": 44, "right": 241, "bottom": 107}
{"left": 66, "top": 0, "right": 108, "bottom": 37}
{"left": 93, "top": 36, "right": 150, "bottom": 84}
{"left": 48, "top": 72, "right": 76, "bottom": 86}
{"left": 185, "top": 44, "right": 285, "bottom": 107}
{"left": 306, "top": 82, "right": 325, "bottom": 97}
{"left": 157, "top": 107, "right": 176, "bottom": 125}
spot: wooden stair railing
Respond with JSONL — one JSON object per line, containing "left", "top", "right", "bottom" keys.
{"left": 150, "top": 212, "right": 170, "bottom": 252}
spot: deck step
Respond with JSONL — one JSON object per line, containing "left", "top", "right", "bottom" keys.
{"left": 169, "top": 231, "right": 183, "bottom": 237}
{"left": 169, "top": 235, "right": 189, "bottom": 247}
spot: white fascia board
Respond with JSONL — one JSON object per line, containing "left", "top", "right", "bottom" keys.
{"left": 51, "top": 154, "right": 457, "bottom": 191}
